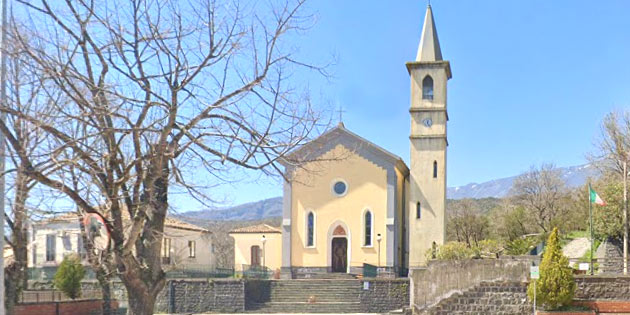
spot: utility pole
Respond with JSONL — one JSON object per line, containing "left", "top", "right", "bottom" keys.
{"left": 0, "top": 0, "right": 9, "bottom": 312}
{"left": 589, "top": 182, "right": 594, "bottom": 275}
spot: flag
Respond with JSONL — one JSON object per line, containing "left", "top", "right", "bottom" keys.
{"left": 589, "top": 187, "right": 607, "bottom": 206}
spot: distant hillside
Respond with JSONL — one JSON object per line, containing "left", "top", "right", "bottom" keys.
{"left": 446, "top": 197, "right": 502, "bottom": 216}
{"left": 180, "top": 164, "right": 599, "bottom": 221}
{"left": 447, "top": 164, "right": 599, "bottom": 199}
{"left": 182, "top": 197, "right": 282, "bottom": 221}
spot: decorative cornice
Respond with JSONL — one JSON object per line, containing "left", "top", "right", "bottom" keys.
{"left": 410, "top": 108, "right": 449, "bottom": 121}
{"left": 409, "top": 107, "right": 446, "bottom": 112}
{"left": 409, "top": 135, "right": 449, "bottom": 146}
{"left": 406, "top": 60, "right": 452, "bottom": 79}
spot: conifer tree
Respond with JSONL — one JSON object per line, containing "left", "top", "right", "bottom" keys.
{"left": 527, "top": 227, "right": 576, "bottom": 310}
{"left": 53, "top": 255, "right": 86, "bottom": 300}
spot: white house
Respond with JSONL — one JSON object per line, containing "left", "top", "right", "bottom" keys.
{"left": 29, "top": 213, "right": 215, "bottom": 272}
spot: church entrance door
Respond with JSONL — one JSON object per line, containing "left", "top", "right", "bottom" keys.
{"left": 331, "top": 237, "right": 347, "bottom": 273}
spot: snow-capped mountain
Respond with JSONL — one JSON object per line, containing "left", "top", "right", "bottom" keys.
{"left": 447, "top": 164, "right": 599, "bottom": 200}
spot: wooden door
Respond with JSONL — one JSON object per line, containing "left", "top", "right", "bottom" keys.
{"left": 251, "top": 245, "right": 261, "bottom": 267}
{"left": 331, "top": 238, "right": 347, "bottom": 272}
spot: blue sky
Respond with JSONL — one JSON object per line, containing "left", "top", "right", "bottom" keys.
{"left": 174, "top": 1, "right": 630, "bottom": 211}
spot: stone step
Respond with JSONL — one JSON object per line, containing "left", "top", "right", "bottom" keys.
{"left": 269, "top": 287, "right": 362, "bottom": 292}
{"left": 269, "top": 287, "right": 361, "bottom": 291}
{"left": 247, "top": 302, "right": 363, "bottom": 313}
{"left": 265, "top": 296, "right": 361, "bottom": 303}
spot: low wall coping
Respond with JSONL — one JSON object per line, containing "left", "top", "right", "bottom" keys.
{"left": 574, "top": 275, "right": 630, "bottom": 279}
{"left": 18, "top": 298, "right": 116, "bottom": 305}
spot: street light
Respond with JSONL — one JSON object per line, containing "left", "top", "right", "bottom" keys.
{"left": 376, "top": 233, "right": 382, "bottom": 268}
{"left": 261, "top": 235, "right": 267, "bottom": 270}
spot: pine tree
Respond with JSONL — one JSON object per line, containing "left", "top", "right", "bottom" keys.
{"left": 527, "top": 227, "right": 576, "bottom": 310}
{"left": 53, "top": 254, "right": 86, "bottom": 300}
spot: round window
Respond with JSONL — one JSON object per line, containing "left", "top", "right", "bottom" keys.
{"left": 333, "top": 181, "right": 347, "bottom": 196}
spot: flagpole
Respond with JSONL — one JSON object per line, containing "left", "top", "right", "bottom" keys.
{"left": 589, "top": 182, "right": 594, "bottom": 275}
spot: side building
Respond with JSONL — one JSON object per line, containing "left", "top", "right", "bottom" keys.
{"left": 229, "top": 224, "right": 282, "bottom": 274}
{"left": 29, "top": 213, "right": 214, "bottom": 279}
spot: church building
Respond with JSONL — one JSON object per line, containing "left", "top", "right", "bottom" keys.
{"left": 232, "top": 5, "right": 450, "bottom": 279}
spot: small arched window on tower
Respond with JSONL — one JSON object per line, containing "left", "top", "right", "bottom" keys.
{"left": 416, "top": 202, "right": 421, "bottom": 219}
{"left": 422, "top": 75, "right": 434, "bottom": 100}
{"left": 433, "top": 161, "right": 438, "bottom": 178}
{"left": 306, "top": 212, "right": 315, "bottom": 247}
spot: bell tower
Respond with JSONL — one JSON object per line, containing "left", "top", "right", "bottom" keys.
{"left": 407, "top": 5, "right": 451, "bottom": 267}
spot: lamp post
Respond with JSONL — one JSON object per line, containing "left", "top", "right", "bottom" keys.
{"left": 261, "top": 235, "right": 267, "bottom": 271}
{"left": 376, "top": 233, "right": 382, "bottom": 268}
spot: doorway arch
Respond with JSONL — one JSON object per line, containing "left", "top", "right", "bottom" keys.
{"left": 327, "top": 220, "right": 351, "bottom": 273}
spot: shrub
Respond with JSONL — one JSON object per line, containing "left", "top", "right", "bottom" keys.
{"left": 428, "top": 241, "right": 475, "bottom": 260}
{"left": 53, "top": 254, "right": 86, "bottom": 300}
{"left": 504, "top": 235, "right": 539, "bottom": 255}
{"left": 474, "top": 239, "right": 503, "bottom": 258}
{"left": 527, "top": 227, "right": 575, "bottom": 310}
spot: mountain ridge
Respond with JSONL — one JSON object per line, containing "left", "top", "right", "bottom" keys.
{"left": 179, "top": 164, "right": 599, "bottom": 221}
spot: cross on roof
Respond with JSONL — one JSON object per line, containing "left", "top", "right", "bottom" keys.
{"left": 337, "top": 104, "right": 346, "bottom": 124}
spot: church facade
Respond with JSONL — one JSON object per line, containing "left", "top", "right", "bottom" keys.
{"left": 276, "top": 5, "right": 450, "bottom": 278}
{"left": 227, "top": 5, "right": 450, "bottom": 278}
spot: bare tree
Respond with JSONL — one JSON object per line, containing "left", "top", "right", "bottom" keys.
{"left": 590, "top": 110, "right": 630, "bottom": 274}
{"left": 489, "top": 200, "right": 533, "bottom": 242}
{"left": 2, "top": 29, "right": 63, "bottom": 313}
{"left": 1, "top": 1, "right": 327, "bottom": 314}
{"left": 511, "top": 163, "right": 567, "bottom": 233}
{"left": 446, "top": 199, "right": 489, "bottom": 247}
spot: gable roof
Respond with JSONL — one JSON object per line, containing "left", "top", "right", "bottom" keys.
{"left": 229, "top": 223, "right": 281, "bottom": 234}
{"left": 35, "top": 212, "right": 209, "bottom": 233}
{"left": 282, "top": 123, "right": 409, "bottom": 175}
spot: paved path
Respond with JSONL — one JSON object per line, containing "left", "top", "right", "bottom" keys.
{"left": 562, "top": 237, "right": 591, "bottom": 259}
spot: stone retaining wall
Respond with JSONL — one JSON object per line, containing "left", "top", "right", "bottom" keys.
{"left": 359, "top": 278, "right": 409, "bottom": 313}
{"left": 421, "top": 281, "right": 530, "bottom": 315}
{"left": 575, "top": 275, "right": 630, "bottom": 300}
{"left": 409, "top": 256, "right": 535, "bottom": 312}
{"left": 161, "top": 279, "right": 245, "bottom": 313}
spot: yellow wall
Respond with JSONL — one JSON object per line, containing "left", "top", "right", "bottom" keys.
{"left": 290, "top": 144, "right": 390, "bottom": 268}
{"left": 230, "top": 232, "right": 282, "bottom": 272}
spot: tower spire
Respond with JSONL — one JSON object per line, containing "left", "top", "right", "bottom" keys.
{"left": 416, "top": 5, "right": 442, "bottom": 62}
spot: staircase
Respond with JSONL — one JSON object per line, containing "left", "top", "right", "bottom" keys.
{"left": 423, "top": 281, "right": 530, "bottom": 315}
{"left": 247, "top": 279, "right": 364, "bottom": 313}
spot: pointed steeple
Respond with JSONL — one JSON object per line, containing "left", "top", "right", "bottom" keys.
{"left": 416, "top": 5, "right": 443, "bottom": 62}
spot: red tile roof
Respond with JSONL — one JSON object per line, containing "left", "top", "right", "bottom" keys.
{"left": 229, "top": 224, "right": 281, "bottom": 234}
{"left": 36, "top": 212, "right": 209, "bottom": 233}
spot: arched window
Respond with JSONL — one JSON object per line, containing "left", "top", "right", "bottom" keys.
{"left": 433, "top": 161, "right": 438, "bottom": 178}
{"left": 307, "top": 212, "right": 315, "bottom": 247}
{"left": 364, "top": 210, "right": 373, "bottom": 246}
{"left": 251, "top": 245, "right": 261, "bottom": 266}
{"left": 422, "top": 75, "right": 434, "bottom": 100}
{"left": 416, "top": 202, "right": 421, "bottom": 219}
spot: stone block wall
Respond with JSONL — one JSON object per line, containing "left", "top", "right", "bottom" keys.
{"left": 422, "top": 281, "right": 530, "bottom": 315}
{"left": 359, "top": 278, "right": 409, "bottom": 313}
{"left": 159, "top": 279, "right": 245, "bottom": 313}
{"left": 574, "top": 275, "right": 630, "bottom": 300}
{"left": 597, "top": 238, "right": 628, "bottom": 274}
{"left": 409, "top": 256, "right": 535, "bottom": 312}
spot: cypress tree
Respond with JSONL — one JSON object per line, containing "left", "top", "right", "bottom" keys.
{"left": 527, "top": 227, "right": 576, "bottom": 310}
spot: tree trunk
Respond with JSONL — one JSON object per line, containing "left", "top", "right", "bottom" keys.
{"left": 95, "top": 267, "right": 112, "bottom": 315}
{"left": 123, "top": 276, "right": 164, "bottom": 315}
{"left": 5, "top": 262, "right": 18, "bottom": 314}
{"left": 120, "top": 164, "right": 168, "bottom": 315}
{"left": 6, "top": 167, "right": 30, "bottom": 313}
